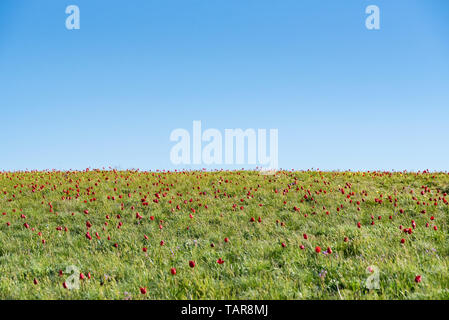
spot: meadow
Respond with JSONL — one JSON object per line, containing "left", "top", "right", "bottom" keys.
{"left": 0, "top": 169, "right": 448, "bottom": 299}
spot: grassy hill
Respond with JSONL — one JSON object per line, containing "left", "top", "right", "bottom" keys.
{"left": 0, "top": 169, "right": 448, "bottom": 299}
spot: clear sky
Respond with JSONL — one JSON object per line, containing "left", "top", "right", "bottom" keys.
{"left": 1, "top": 0, "right": 448, "bottom": 172}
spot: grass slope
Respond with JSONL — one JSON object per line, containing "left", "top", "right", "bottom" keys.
{"left": 0, "top": 170, "right": 448, "bottom": 299}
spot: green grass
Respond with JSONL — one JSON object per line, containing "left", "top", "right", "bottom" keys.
{"left": 0, "top": 170, "right": 448, "bottom": 299}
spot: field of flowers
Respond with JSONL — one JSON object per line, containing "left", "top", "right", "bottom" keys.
{"left": 0, "top": 169, "right": 448, "bottom": 299}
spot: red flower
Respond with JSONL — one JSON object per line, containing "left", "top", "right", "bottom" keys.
{"left": 217, "top": 258, "right": 224, "bottom": 264}
{"left": 315, "top": 246, "right": 321, "bottom": 253}
{"left": 140, "top": 287, "right": 147, "bottom": 294}
{"left": 170, "top": 268, "right": 177, "bottom": 275}
{"left": 189, "top": 260, "right": 196, "bottom": 268}
{"left": 415, "top": 275, "right": 422, "bottom": 283}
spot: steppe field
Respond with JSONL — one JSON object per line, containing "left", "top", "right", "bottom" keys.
{"left": 0, "top": 169, "right": 448, "bottom": 299}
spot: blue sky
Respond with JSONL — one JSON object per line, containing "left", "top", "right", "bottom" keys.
{"left": 1, "top": 0, "right": 448, "bottom": 171}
